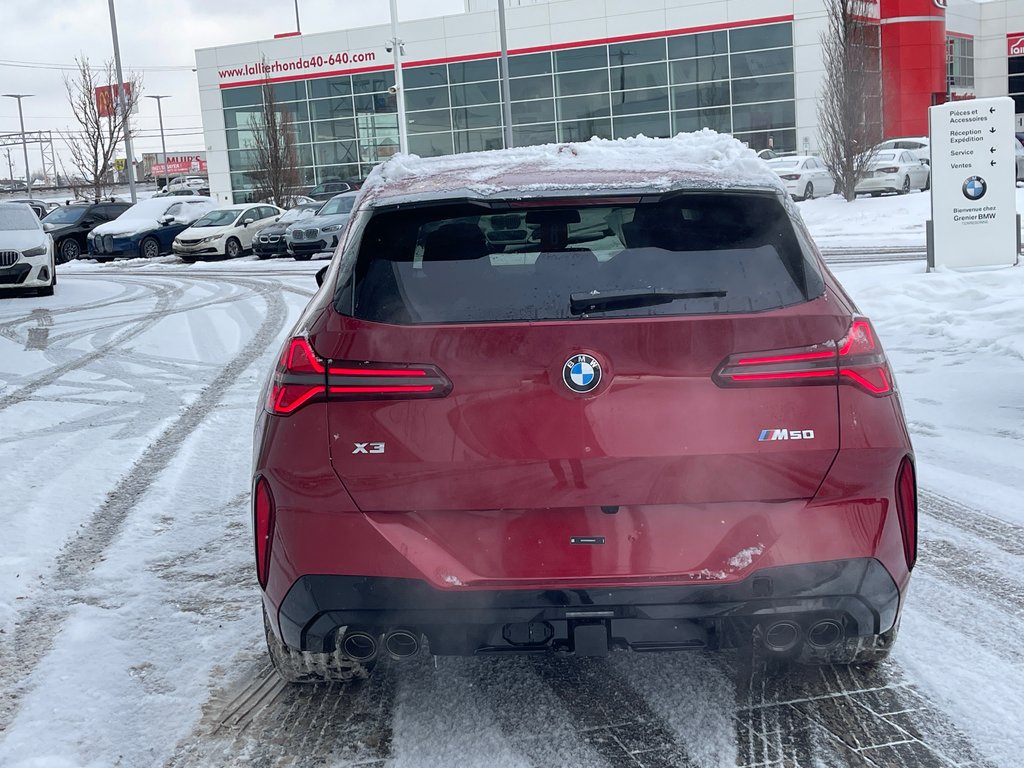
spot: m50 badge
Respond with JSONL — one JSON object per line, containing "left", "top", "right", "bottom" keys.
{"left": 758, "top": 429, "right": 815, "bottom": 441}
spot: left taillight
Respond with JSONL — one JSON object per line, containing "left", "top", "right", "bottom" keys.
{"left": 268, "top": 337, "right": 327, "bottom": 415}
{"left": 267, "top": 336, "right": 452, "bottom": 416}
{"left": 254, "top": 476, "right": 275, "bottom": 589}
{"left": 714, "top": 317, "right": 893, "bottom": 396}
{"left": 895, "top": 456, "right": 917, "bottom": 570}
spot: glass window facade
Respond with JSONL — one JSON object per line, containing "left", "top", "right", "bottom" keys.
{"left": 222, "top": 21, "right": 795, "bottom": 201}
{"left": 946, "top": 36, "right": 974, "bottom": 93}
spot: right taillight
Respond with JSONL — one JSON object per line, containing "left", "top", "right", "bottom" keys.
{"left": 714, "top": 317, "right": 893, "bottom": 396}
{"left": 254, "top": 476, "right": 275, "bottom": 589}
{"left": 267, "top": 337, "right": 452, "bottom": 415}
{"left": 895, "top": 456, "right": 917, "bottom": 570}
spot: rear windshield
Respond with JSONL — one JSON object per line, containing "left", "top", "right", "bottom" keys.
{"left": 341, "top": 193, "right": 823, "bottom": 324}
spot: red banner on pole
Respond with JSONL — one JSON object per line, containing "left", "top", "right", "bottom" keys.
{"left": 95, "top": 83, "right": 133, "bottom": 118}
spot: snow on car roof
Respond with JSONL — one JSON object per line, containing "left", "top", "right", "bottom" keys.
{"left": 360, "top": 131, "right": 784, "bottom": 205}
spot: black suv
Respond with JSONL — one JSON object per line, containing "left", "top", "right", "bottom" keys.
{"left": 42, "top": 201, "right": 132, "bottom": 263}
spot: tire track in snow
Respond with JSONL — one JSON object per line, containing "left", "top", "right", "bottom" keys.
{"left": 531, "top": 655, "right": 701, "bottom": 767}
{"left": 0, "top": 279, "right": 288, "bottom": 734}
{"left": 0, "top": 276, "right": 185, "bottom": 412}
{"left": 165, "top": 657, "right": 397, "bottom": 767}
{"left": 919, "top": 489, "right": 1024, "bottom": 557}
{"left": 729, "top": 652, "right": 995, "bottom": 767}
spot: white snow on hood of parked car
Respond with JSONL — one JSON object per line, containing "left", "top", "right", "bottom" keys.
{"left": 91, "top": 197, "right": 216, "bottom": 237}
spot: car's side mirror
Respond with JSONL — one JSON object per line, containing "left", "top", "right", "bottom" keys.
{"left": 921, "top": 159, "right": 930, "bottom": 166}
{"left": 158, "top": 215, "right": 173, "bottom": 225}
{"left": 243, "top": 218, "right": 254, "bottom": 226}
{"left": 82, "top": 218, "right": 96, "bottom": 228}
{"left": 315, "top": 266, "right": 328, "bottom": 287}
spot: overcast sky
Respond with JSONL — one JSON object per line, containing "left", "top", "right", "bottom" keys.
{"left": 0, "top": 0, "right": 464, "bottom": 176}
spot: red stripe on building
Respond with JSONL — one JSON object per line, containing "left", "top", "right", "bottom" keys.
{"left": 219, "top": 14, "right": 794, "bottom": 89}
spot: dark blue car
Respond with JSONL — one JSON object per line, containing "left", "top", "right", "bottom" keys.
{"left": 86, "top": 197, "right": 215, "bottom": 260}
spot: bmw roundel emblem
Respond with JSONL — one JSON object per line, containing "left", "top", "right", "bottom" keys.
{"left": 563, "top": 353, "right": 602, "bottom": 394}
{"left": 962, "top": 176, "right": 987, "bottom": 201}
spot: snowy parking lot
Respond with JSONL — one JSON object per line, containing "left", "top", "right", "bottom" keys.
{"left": 1, "top": 204, "right": 1023, "bottom": 766}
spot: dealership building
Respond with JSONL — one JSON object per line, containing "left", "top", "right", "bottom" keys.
{"left": 194, "top": 0, "right": 1024, "bottom": 202}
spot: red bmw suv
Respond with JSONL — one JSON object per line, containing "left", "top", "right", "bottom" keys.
{"left": 253, "top": 137, "right": 916, "bottom": 682}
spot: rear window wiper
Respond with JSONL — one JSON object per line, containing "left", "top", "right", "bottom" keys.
{"left": 569, "top": 288, "right": 727, "bottom": 315}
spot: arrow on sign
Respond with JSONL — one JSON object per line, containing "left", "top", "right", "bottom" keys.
{"left": 990, "top": 127, "right": 997, "bottom": 133}
{"left": 991, "top": 147, "right": 998, "bottom": 153}
{"left": 991, "top": 159, "right": 997, "bottom": 166}
{"left": 990, "top": 107, "right": 996, "bottom": 113}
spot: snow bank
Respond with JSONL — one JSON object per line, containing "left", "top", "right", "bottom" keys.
{"left": 362, "top": 131, "right": 784, "bottom": 201}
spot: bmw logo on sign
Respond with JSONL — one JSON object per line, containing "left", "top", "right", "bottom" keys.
{"left": 563, "top": 353, "right": 602, "bottom": 394}
{"left": 962, "top": 176, "right": 987, "bottom": 201}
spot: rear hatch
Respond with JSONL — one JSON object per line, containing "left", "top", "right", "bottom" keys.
{"left": 312, "top": 192, "right": 849, "bottom": 513}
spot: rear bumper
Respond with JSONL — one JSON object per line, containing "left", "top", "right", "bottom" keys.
{"left": 274, "top": 558, "right": 900, "bottom": 655}
{"left": 856, "top": 176, "right": 902, "bottom": 193}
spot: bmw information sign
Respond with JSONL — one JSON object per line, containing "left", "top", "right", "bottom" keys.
{"left": 928, "top": 97, "right": 1018, "bottom": 269}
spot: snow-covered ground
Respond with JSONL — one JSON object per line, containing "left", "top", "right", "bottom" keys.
{"left": 1, "top": 189, "right": 1023, "bottom": 767}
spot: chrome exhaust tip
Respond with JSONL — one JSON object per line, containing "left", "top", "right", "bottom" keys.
{"left": 807, "top": 619, "right": 844, "bottom": 649}
{"left": 763, "top": 620, "right": 802, "bottom": 653}
{"left": 384, "top": 629, "right": 421, "bottom": 659}
{"left": 341, "top": 630, "right": 379, "bottom": 662}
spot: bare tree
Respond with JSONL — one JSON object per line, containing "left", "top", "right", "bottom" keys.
{"left": 62, "top": 56, "right": 141, "bottom": 200}
{"left": 816, "top": 0, "right": 883, "bottom": 201}
{"left": 246, "top": 69, "right": 300, "bottom": 206}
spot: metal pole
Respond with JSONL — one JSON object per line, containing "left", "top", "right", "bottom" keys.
{"left": 294, "top": 0, "right": 301, "bottom": 33}
{"left": 108, "top": 0, "right": 137, "bottom": 203}
{"left": 389, "top": 0, "right": 409, "bottom": 154}
{"left": 4, "top": 148, "right": 13, "bottom": 186}
{"left": 2, "top": 96, "right": 34, "bottom": 198}
{"left": 146, "top": 95, "right": 171, "bottom": 191}
{"left": 16, "top": 98, "right": 31, "bottom": 198}
{"left": 496, "top": 0, "right": 513, "bottom": 148}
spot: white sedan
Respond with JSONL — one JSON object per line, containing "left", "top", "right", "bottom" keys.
{"left": 765, "top": 156, "right": 835, "bottom": 200}
{"left": 855, "top": 150, "right": 930, "bottom": 196}
{"left": 173, "top": 204, "right": 284, "bottom": 262}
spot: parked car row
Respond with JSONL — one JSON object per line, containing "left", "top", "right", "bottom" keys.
{"left": 764, "top": 133, "right": 1024, "bottom": 199}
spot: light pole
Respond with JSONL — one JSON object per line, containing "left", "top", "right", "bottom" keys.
{"left": 146, "top": 95, "right": 171, "bottom": 191}
{"left": 496, "top": 0, "right": 513, "bottom": 148}
{"left": 107, "top": 0, "right": 137, "bottom": 203}
{"left": 294, "top": 0, "right": 301, "bottom": 33}
{"left": 3, "top": 94, "right": 34, "bottom": 198}
{"left": 388, "top": 0, "right": 409, "bottom": 154}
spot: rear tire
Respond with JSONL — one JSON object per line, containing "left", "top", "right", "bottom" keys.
{"left": 263, "top": 606, "right": 373, "bottom": 684}
{"left": 803, "top": 181, "right": 814, "bottom": 200}
{"left": 225, "top": 237, "right": 242, "bottom": 259}
{"left": 140, "top": 237, "right": 161, "bottom": 259}
{"left": 58, "top": 238, "right": 81, "bottom": 264}
{"left": 898, "top": 176, "right": 911, "bottom": 195}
